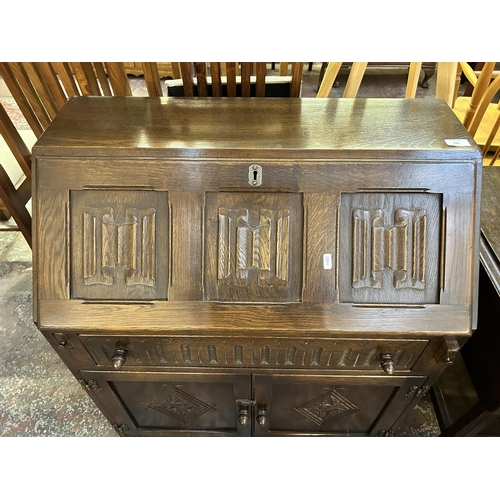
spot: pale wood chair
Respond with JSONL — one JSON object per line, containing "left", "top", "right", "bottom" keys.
{"left": 166, "top": 63, "right": 304, "bottom": 97}
{"left": 450, "top": 63, "right": 500, "bottom": 166}
{"left": 316, "top": 62, "right": 423, "bottom": 98}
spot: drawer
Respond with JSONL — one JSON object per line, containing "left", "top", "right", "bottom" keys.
{"left": 80, "top": 335, "right": 428, "bottom": 372}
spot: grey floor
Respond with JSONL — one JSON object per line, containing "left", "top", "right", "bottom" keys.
{"left": 0, "top": 63, "right": 442, "bottom": 437}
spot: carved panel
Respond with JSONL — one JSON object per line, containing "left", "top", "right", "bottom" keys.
{"left": 80, "top": 335, "right": 427, "bottom": 371}
{"left": 339, "top": 193, "right": 441, "bottom": 304}
{"left": 148, "top": 386, "right": 214, "bottom": 424}
{"left": 205, "top": 193, "right": 303, "bottom": 302}
{"left": 71, "top": 190, "right": 169, "bottom": 300}
{"left": 295, "top": 389, "right": 359, "bottom": 426}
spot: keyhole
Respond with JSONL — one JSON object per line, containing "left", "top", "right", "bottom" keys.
{"left": 248, "top": 164, "right": 262, "bottom": 186}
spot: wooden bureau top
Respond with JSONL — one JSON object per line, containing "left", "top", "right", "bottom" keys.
{"left": 33, "top": 96, "right": 480, "bottom": 160}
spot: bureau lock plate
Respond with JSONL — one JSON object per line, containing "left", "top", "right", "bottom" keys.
{"left": 248, "top": 164, "right": 262, "bottom": 186}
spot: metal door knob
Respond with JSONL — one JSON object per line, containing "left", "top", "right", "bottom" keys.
{"left": 111, "top": 347, "right": 128, "bottom": 369}
{"left": 380, "top": 353, "right": 395, "bottom": 375}
{"left": 256, "top": 409, "right": 268, "bottom": 427}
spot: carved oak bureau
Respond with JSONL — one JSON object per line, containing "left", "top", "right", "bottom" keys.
{"left": 32, "top": 97, "right": 482, "bottom": 436}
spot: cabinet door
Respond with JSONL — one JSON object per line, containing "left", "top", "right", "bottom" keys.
{"left": 252, "top": 374, "right": 426, "bottom": 436}
{"left": 80, "top": 370, "right": 251, "bottom": 436}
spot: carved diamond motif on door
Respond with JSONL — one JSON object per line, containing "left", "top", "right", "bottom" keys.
{"left": 295, "top": 389, "right": 359, "bottom": 426}
{"left": 148, "top": 386, "right": 215, "bottom": 424}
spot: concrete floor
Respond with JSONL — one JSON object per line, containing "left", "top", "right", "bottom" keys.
{"left": 0, "top": 63, "right": 442, "bottom": 436}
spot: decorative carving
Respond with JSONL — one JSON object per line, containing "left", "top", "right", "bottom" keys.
{"left": 311, "top": 347, "right": 323, "bottom": 366}
{"left": 260, "top": 346, "right": 270, "bottom": 365}
{"left": 217, "top": 207, "right": 290, "bottom": 288}
{"left": 285, "top": 346, "right": 297, "bottom": 365}
{"left": 295, "top": 389, "right": 359, "bottom": 426}
{"left": 83, "top": 206, "right": 157, "bottom": 287}
{"left": 352, "top": 207, "right": 427, "bottom": 290}
{"left": 148, "top": 386, "right": 214, "bottom": 424}
{"left": 339, "top": 192, "right": 441, "bottom": 304}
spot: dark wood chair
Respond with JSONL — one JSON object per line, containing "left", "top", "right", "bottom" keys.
{"left": 0, "top": 102, "right": 32, "bottom": 246}
{"left": 166, "top": 63, "right": 304, "bottom": 97}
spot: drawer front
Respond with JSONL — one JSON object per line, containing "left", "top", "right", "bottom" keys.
{"left": 80, "top": 335, "right": 428, "bottom": 372}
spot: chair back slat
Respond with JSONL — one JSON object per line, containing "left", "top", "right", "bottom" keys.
{"left": 92, "top": 63, "right": 113, "bottom": 96}
{"left": 0, "top": 102, "right": 32, "bottom": 246}
{"left": 290, "top": 62, "right": 304, "bottom": 97}
{"left": 226, "top": 63, "right": 238, "bottom": 97}
{"left": 211, "top": 63, "right": 222, "bottom": 97}
{"left": 71, "top": 62, "right": 102, "bottom": 95}
{"left": 462, "top": 62, "right": 495, "bottom": 129}
{"left": 105, "top": 62, "right": 132, "bottom": 96}
{"left": 179, "top": 62, "right": 194, "bottom": 97}
{"left": 195, "top": 63, "right": 208, "bottom": 97}
{"left": 0, "top": 104, "right": 31, "bottom": 178}
{"left": 255, "top": 62, "right": 267, "bottom": 97}
{"left": 142, "top": 63, "right": 163, "bottom": 97}
{"left": 36, "top": 62, "right": 68, "bottom": 110}
{"left": 51, "top": 62, "right": 80, "bottom": 97}
{"left": 21, "top": 62, "right": 59, "bottom": 120}
{"left": 0, "top": 62, "right": 45, "bottom": 136}
{"left": 11, "top": 62, "right": 52, "bottom": 129}
{"left": 241, "top": 62, "right": 252, "bottom": 97}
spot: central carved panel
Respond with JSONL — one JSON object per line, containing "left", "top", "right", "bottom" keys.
{"left": 205, "top": 192, "right": 303, "bottom": 302}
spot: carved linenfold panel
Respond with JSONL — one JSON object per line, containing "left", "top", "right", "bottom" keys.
{"left": 295, "top": 390, "right": 359, "bottom": 426}
{"left": 148, "top": 386, "right": 214, "bottom": 424}
{"left": 352, "top": 208, "right": 427, "bottom": 290}
{"left": 71, "top": 190, "right": 168, "bottom": 300}
{"left": 82, "top": 206, "right": 156, "bottom": 287}
{"left": 80, "top": 336, "right": 427, "bottom": 371}
{"left": 340, "top": 193, "right": 441, "bottom": 304}
{"left": 205, "top": 192, "right": 302, "bottom": 302}
{"left": 218, "top": 207, "right": 290, "bottom": 287}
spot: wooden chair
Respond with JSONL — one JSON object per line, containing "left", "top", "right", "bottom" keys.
{"left": 316, "top": 62, "right": 423, "bottom": 98}
{"left": 450, "top": 62, "right": 500, "bottom": 165}
{"left": 0, "top": 103, "right": 32, "bottom": 246}
{"left": 166, "top": 63, "right": 304, "bottom": 97}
